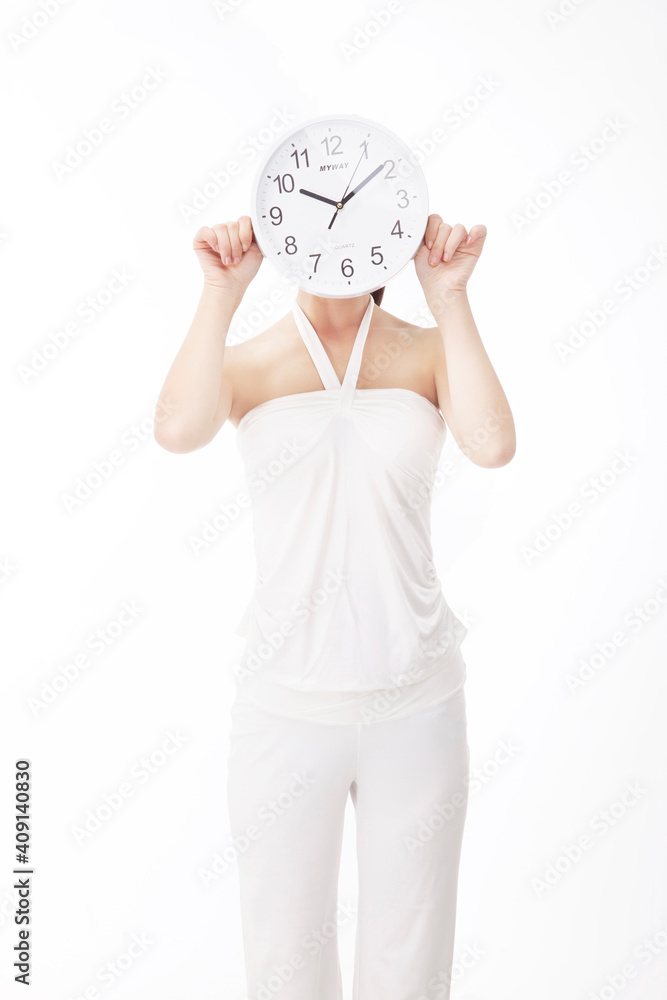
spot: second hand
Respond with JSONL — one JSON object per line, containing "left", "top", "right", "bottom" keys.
{"left": 327, "top": 146, "right": 369, "bottom": 230}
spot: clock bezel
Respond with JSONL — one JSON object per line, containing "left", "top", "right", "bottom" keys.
{"left": 250, "top": 113, "right": 429, "bottom": 299}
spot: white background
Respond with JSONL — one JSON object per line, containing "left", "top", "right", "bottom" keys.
{"left": 2, "top": 0, "right": 667, "bottom": 998}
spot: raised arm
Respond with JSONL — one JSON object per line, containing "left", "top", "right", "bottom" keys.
{"left": 414, "top": 216, "right": 516, "bottom": 468}
{"left": 153, "top": 216, "right": 262, "bottom": 453}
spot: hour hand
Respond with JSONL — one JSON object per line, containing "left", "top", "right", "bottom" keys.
{"left": 299, "top": 188, "right": 341, "bottom": 208}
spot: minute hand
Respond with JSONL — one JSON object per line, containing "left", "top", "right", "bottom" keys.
{"left": 340, "top": 163, "right": 385, "bottom": 205}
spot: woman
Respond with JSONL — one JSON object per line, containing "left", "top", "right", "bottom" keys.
{"left": 154, "top": 213, "right": 515, "bottom": 1000}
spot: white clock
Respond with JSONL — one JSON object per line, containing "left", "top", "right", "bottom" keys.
{"left": 250, "top": 113, "right": 429, "bottom": 298}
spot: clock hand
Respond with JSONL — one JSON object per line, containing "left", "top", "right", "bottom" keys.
{"left": 340, "top": 163, "right": 384, "bottom": 205}
{"left": 338, "top": 148, "right": 369, "bottom": 204}
{"left": 299, "top": 188, "right": 341, "bottom": 208}
{"left": 326, "top": 162, "right": 385, "bottom": 230}
{"left": 327, "top": 145, "right": 371, "bottom": 230}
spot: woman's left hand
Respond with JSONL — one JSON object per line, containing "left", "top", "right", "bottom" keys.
{"left": 414, "top": 215, "right": 487, "bottom": 300}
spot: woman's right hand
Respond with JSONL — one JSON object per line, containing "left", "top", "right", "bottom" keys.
{"left": 193, "top": 216, "right": 263, "bottom": 299}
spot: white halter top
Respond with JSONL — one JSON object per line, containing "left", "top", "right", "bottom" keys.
{"left": 232, "top": 293, "right": 468, "bottom": 695}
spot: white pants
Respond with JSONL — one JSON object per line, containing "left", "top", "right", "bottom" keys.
{"left": 226, "top": 665, "right": 470, "bottom": 1000}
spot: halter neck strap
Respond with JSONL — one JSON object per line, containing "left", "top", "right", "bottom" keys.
{"left": 291, "top": 295, "right": 374, "bottom": 396}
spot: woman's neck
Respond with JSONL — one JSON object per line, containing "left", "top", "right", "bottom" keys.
{"left": 295, "top": 290, "right": 373, "bottom": 339}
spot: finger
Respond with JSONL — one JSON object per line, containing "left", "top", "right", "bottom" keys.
{"left": 238, "top": 215, "right": 253, "bottom": 253}
{"left": 423, "top": 213, "right": 443, "bottom": 251}
{"left": 465, "top": 224, "right": 487, "bottom": 245}
{"left": 194, "top": 225, "right": 219, "bottom": 251}
{"left": 225, "top": 220, "right": 243, "bottom": 263}
{"left": 443, "top": 223, "right": 468, "bottom": 260}
{"left": 210, "top": 223, "right": 231, "bottom": 262}
{"left": 429, "top": 221, "right": 452, "bottom": 264}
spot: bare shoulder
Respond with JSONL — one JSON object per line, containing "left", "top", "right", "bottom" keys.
{"left": 362, "top": 304, "right": 443, "bottom": 378}
{"left": 372, "top": 305, "right": 441, "bottom": 348}
{"left": 222, "top": 309, "right": 309, "bottom": 426}
{"left": 223, "top": 309, "right": 293, "bottom": 365}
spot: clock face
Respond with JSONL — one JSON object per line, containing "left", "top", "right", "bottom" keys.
{"left": 250, "top": 114, "right": 429, "bottom": 298}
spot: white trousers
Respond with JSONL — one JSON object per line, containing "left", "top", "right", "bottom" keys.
{"left": 226, "top": 668, "right": 470, "bottom": 1000}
